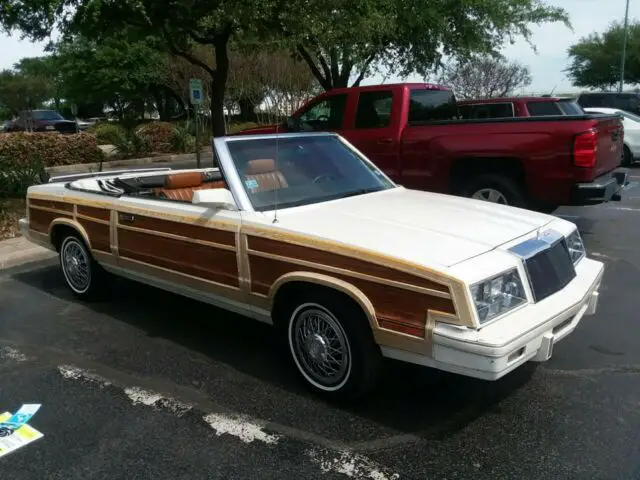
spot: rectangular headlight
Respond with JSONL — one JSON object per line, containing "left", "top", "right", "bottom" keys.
{"left": 566, "top": 229, "right": 585, "bottom": 264}
{"left": 470, "top": 269, "right": 527, "bottom": 324}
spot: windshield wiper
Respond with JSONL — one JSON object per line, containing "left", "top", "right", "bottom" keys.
{"left": 339, "top": 187, "right": 384, "bottom": 199}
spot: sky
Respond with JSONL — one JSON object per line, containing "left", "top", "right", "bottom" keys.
{"left": 0, "top": 0, "right": 637, "bottom": 94}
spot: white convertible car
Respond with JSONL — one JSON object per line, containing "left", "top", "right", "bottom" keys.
{"left": 20, "top": 132, "right": 603, "bottom": 401}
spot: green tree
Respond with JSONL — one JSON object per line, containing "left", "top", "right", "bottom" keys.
{"left": 14, "top": 56, "right": 64, "bottom": 109}
{"left": 0, "top": 69, "right": 53, "bottom": 115}
{"left": 52, "top": 33, "right": 171, "bottom": 120}
{"left": 1, "top": 0, "right": 568, "bottom": 134}
{"left": 276, "top": 0, "right": 569, "bottom": 90}
{"left": 567, "top": 21, "right": 640, "bottom": 90}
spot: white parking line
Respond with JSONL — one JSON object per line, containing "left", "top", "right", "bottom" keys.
{"left": 124, "top": 386, "right": 192, "bottom": 417}
{"left": 56, "top": 364, "right": 400, "bottom": 476}
{"left": 203, "top": 413, "right": 281, "bottom": 445}
{"left": 0, "top": 346, "right": 28, "bottom": 363}
{"left": 612, "top": 206, "right": 640, "bottom": 212}
{"left": 58, "top": 365, "right": 112, "bottom": 386}
{"left": 307, "top": 448, "right": 400, "bottom": 479}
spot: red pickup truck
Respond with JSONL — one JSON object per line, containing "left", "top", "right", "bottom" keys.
{"left": 238, "top": 83, "right": 628, "bottom": 211}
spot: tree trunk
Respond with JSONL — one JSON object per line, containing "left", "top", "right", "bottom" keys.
{"left": 209, "top": 37, "right": 230, "bottom": 138}
{"left": 237, "top": 96, "right": 258, "bottom": 122}
{"left": 210, "top": 78, "right": 226, "bottom": 137}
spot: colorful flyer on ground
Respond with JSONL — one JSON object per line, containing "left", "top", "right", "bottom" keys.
{"left": 0, "top": 406, "right": 44, "bottom": 458}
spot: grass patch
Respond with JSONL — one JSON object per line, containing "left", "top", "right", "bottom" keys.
{"left": 0, "top": 198, "right": 26, "bottom": 241}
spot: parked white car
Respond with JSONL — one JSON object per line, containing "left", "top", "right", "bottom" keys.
{"left": 584, "top": 107, "right": 640, "bottom": 166}
{"left": 20, "top": 132, "right": 604, "bottom": 401}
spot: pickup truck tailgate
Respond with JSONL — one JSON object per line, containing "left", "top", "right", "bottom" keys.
{"left": 594, "top": 116, "right": 624, "bottom": 177}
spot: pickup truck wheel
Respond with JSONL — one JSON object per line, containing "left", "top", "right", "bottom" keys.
{"left": 281, "top": 289, "right": 382, "bottom": 403}
{"left": 59, "top": 234, "right": 110, "bottom": 301}
{"left": 463, "top": 174, "right": 527, "bottom": 208}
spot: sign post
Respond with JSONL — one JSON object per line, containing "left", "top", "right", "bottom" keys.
{"left": 189, "top": 79, "right": 204, "bottom": 169}
{"left": 71, "top": 104, "right": 79, "bottom": 133}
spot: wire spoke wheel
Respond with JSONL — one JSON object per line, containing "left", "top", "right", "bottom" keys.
{"left": 61, "top": 238, "right": 92, "bottom": 294}
{"left": 290, "top": 304, "right": 351, "bottom": 391}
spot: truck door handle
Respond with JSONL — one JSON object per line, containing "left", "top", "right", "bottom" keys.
{"left": 377, "top": 138, "right": 393, "bottom": 145}
{"left": 119, "top": 213, "right": 135, "bottom": 223}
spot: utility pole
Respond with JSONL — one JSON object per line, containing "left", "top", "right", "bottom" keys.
{"left": 619, "top": 0, "right": 631, "bottom": 93}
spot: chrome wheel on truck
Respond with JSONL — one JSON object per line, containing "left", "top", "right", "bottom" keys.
{"left": 471, "top": 188, "right": 509, "bottom": 204}
{"left": 463, "top": 174, "right": 527, "bottom": 208}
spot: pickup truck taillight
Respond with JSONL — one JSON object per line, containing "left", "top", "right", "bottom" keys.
{"left": 573, "top": 129, "right": 598, "bottom": 168}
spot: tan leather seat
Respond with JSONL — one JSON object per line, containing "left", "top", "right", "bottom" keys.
{"left": 244, "top": 159, "right": 288, "bottom": 193}
{"left": 155, "top": 171, "right": 226, "bottom": 202}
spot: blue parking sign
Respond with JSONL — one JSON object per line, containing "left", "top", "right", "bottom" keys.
{"left": 189, "top": 78, "right": 203, "bottom": 105}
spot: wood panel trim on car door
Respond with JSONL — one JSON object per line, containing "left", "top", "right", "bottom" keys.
{"left": 242, "top": 230, "right": 473, "bottom": 345}
{"left": 115, "top": 211, "right": 241, "bottom": 290}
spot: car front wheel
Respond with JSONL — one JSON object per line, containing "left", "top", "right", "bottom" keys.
{"left": 282, "top": 289, "right": 382, "bottom": 402}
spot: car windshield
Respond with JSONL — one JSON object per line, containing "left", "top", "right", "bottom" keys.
{"left": 225, "top": 135, "right": 396, "bottom": 212}
{"left": 31, "top": 110, "right": 63, "bottom": 121}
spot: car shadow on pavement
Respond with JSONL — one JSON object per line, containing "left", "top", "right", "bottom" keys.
{"left": 11, "top": 264, "right": 538, "bottom": 444}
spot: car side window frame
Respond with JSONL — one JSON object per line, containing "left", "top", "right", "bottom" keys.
{"left": 353, "top": 90, "right": 394, "bottom": 129}
{"left": 296, "top": 93, "right": 349, "bottom": 131}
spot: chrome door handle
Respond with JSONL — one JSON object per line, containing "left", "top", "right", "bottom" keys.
{"left": 119, "top": 213, "right": 135, "bottom": 223}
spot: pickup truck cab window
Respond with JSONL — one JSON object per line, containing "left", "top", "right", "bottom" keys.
{"left": 354, "top": 90, "right": 393, "bottom": 129}
{"left": 459, "top": 102, "right": 514, "bottom": 119}
{"left": 408, "top": 89, "right": 457, "bottom": 122}
{"left": 527, "top": 101, "right": 563, "bottom": 116}
{"left": 298, "top": 94, "right": 348, "bottom": 131}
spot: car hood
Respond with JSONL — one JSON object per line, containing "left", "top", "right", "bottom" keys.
{"left": 271, "top": 187, "right": 555, "bottom": 269}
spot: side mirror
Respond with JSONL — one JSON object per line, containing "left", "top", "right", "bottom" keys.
{"left": 192, "top": 188, "right": 238, "bottom": 211}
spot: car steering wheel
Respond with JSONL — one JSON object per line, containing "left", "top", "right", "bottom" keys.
{"left": 312, "top": 174, "right": 335, "bottom": 184}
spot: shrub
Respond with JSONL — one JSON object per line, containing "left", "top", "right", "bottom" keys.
{"left": 136, "top": 121, "right": 175, "bottom": 153}
{"left": 169, "top": 125, "right": 196, "bottom": 153}
{"left": 113, "top": 129, "right": 152, "bottom": 159}
{"left": 89, "top": 123, "right": 127, "bottom": 146}
{"left": 0, "top": 154, "right": 48, "bottom": 198}
{"left": 0, "top": 132, "right": 104, "bottom": 167}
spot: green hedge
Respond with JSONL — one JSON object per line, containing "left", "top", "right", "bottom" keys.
{"left": 0, "top": 132, "right": 104, "bottom": 167}
{"left": 89, "top": 123, "right": 127, "bottom": 146}
{"left": 136, "top": 122, "right": 176, "bottom": 153}
{"left": 0, "top": 154, "right": 48, "bottom": 198}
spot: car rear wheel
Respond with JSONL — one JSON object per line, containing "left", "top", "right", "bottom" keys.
{"left": 463, "top": 174, "right": 527, "bottom": 208}
{"left": 280, "top": 289, "right": 382, "bottom": 402}
{"left": 59, "top": 234, "right": 110, "bottom": 301}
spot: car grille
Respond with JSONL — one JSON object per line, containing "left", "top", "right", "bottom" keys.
{"left": 524, "top": 239, "right": 576, "bottom": 302}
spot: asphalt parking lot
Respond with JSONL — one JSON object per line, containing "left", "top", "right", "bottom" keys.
{"left": 2, "top": 175, "right": 640, "bottom": 479}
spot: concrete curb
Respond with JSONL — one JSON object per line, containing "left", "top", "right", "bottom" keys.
{"left": 46, "top": 151, "right": 211, "bottom": 176}
{"left": 0, "top": 237, "right": 56, "bottom": 271}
